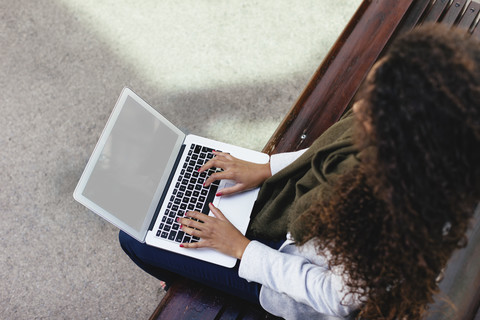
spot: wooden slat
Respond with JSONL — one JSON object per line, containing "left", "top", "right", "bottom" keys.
{"left": 384, "top": 0, "right": 434, "bottom": 61}
{"left": 217, "top": 299, "right": 282, "bottom": 320}
{"left": 472, "top": 22, "right": 480, "bottom": 39}
{"left": 262, "top": 0, "right": 416, "bottom": 154}
{"left": 396, "top": 0, "right": 434, "bottom": 33}
{"left": 423, "top": 0, "right": 452, "bottom": 23}
{"left": 458, "top": 1, "right": 480, "bottom": 30}
{"left": 216, "top": 302, "right": 243, "bottom": 320}
{"left": 150, "top": 278, "right": 281, "bottom": 320}
{"left": 241, "top": 308, "right": 277, "bottom": 320}
{"left": 441, "top": 0, "right": 467, "bottom": 27}
{"left": 475, "top": 304, "right": 480, "bottom": 320}
{"left": 425, "top": 206, "right": 480, "bottom": 320}
{"left": 471, "top": 3, "right": 480, "bottom": 39}
{"left": 149, "top": 279, "right": 224, "bottom": 320}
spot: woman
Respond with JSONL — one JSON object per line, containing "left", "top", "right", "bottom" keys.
{"left": 120, "top": 24, "right": 480, "bottom": 319}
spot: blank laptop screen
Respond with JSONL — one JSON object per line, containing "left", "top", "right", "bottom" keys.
{"left": 82, "top": 96, "right": 181, "bottom": 233}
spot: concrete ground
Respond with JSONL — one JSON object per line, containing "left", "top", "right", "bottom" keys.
{"left": 0, "top": 1, "right": 361, "bottom": 318}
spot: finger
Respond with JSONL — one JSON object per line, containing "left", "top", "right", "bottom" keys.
{"left": 180, "top": 224, "right": 202, "bottom": 238}
{"left": 203, "top": 170, "right": 234, "bottom": 187}
{"left": 208, "top": 202, "right": 227, "bottom": 221}
{"left": 199, "top": 158, "right": 228, "bottom": 175}
{"left": 184, "top": 210, "right": 211, "bottom": 224}
{"left": 179, "top": 241, "right": 204, "bottom": 249}
{"left": 179, "top": 218, "right": 203, "bottom": 232}
{"left": 216, "top": 183, "right": 245, "bottom": 196}
{"left": 213, "top": 151, "right": 235, "bottom": 160}
{"left": 198, "top": 159, "right": 216, "bottom": 173}
{"left": 179, "top": 213, "right": 207, "bottom": 228}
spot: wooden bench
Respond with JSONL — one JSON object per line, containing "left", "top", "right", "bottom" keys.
{"left": 150, "top": 0, "right": 480, "bottom": 319}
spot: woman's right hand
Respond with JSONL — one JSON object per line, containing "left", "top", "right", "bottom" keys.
{"left": 200, "top": 151, "right": 271, "bottom": 196}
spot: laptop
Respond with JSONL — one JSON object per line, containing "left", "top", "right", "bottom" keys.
{"left": 73, "top": 87, "right": 269, "bottom": 268}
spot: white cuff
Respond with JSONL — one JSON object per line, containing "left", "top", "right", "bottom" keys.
{"left": 269, "top": 149, "right": 308, "bottom": 176}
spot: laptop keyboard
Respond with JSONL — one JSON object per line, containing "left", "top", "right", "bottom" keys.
{"left": 155, "top": 143, "right": 222, "bottom": 244}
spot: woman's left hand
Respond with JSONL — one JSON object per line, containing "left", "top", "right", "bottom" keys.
{"left": 179, "top": 203, "right": 250, "bottom": 259}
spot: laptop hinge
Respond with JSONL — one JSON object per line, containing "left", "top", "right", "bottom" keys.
{"left": 149, "top": 143, "right": 186, "bottom": 231}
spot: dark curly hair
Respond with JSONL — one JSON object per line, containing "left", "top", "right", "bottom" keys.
{"left": 297, "top": 24, "right": 480, "bottom": 319}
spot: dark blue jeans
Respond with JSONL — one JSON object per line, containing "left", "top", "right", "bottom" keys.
{"left": 119, "top": 231, "right": 284, "bottom": 304}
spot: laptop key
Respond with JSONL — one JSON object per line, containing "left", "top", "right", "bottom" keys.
{"left": 175, "top": 231, "right": 185, "bottom": 242}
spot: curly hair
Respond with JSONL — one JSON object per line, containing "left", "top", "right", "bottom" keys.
{"left": 297, "top": 24, "right": 480, "bottom": 319}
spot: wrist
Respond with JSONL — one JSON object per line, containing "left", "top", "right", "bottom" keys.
{"left": 236, "top": 238, "right": 251, "bottom": 260}
{"left": 260, "top": 162, "right": 272, "bottom": 181}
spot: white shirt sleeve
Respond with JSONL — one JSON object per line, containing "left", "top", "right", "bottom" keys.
{"left": 269, "top": 149, "right": 308, "bottom": 176}
{"left": 238, "top": 241, "right": 360, "bottom": 318}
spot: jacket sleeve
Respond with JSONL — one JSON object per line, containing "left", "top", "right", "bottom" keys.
{"left": 238, "top": 240, "right": 360, "bottom": 318}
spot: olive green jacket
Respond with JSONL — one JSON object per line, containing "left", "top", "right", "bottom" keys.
{"left": 248, "top": 109, "right": 360, "bottom": 240}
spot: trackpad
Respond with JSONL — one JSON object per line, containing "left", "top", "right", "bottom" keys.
{"left": 215, "top": 181, "right": 259, "bottom": 235}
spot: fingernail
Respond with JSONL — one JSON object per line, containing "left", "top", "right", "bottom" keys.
{"left": 209, "top": 202, "right": 215, "bottom": 207}
{"left": 180, "top": 244, "right": 184, "bottom": 248}
{"left": 176, "top": 218, "right": 180, "bottom": 222}
{"left": 216, "top": 192, "right": 222, "bottom": 197}
{"left": 179, "top": 225, "right": 182, "bottom": 229}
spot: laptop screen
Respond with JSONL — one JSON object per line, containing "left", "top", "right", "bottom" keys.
{"left": 74, "top": 89, "right": 185, "bottom": 241}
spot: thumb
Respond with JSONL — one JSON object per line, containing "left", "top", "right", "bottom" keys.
{"left": 208, "top": 202, "right": 227, "bottom": 220}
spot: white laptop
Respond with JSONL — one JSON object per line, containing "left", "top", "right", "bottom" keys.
{"left": 74, "top": 87, "right": 269, "bottom": 268}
